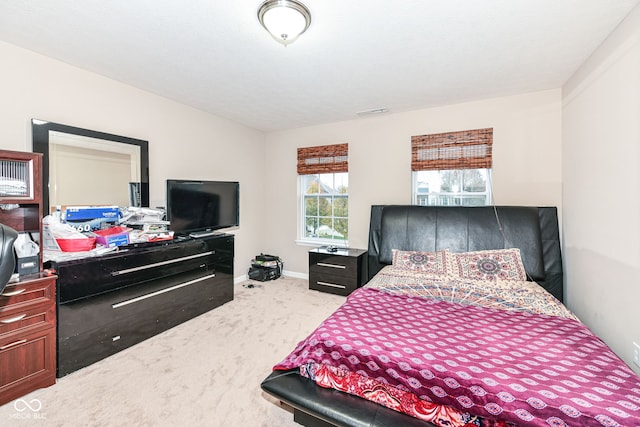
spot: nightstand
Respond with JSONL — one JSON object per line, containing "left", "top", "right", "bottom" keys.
{"left": 308, "top": 247, "right": 368, "bottom": 296}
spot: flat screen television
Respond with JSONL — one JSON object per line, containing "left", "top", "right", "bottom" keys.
{"left": 166, "top": 179, "right": 239, "bottom": 236}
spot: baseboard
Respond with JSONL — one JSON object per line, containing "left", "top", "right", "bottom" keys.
{"left": 282, "top": 270, "right": 308, "bottom": 280}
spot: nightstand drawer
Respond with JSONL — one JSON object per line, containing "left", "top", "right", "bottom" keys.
{"left": 309, "top": 254, "right": 359, "bottom": 278}
{"left": 309, "top": 272, "right": 357, "bottom": 295}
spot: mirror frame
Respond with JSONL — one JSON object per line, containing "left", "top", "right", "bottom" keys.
{"left": 31, "top": 119, "right": 149, "bottom": 212}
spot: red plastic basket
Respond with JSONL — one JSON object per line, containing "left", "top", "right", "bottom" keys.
{"left": 56, "top": 237, "right": 96, "bottom": 252}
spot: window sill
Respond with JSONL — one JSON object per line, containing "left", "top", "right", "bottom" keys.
{"left": 295, "top": 239, "right": 349, "bottom": 247}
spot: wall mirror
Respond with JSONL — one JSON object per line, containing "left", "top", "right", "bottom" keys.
{"left": 32, "top": 119, "right": 149, "bottom": 214}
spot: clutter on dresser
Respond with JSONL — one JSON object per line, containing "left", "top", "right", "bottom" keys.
{"left": 248, "top": 253, "right": 283, "bottom": 281}
{"left": 93, "top": 225, "right": 131, "bottom": 247}
{"left": 63, "top": 205, "right": 120, "bottom": 231}
{"left": 119, "top": 206, "right": 168, "bottom": 227}
{"left": 43, "top": 213, "right": 103, "bottom": 260}
{"left": 42, "top": 205, "right": 178, "bottom": 262}
{"left": 120, "top": 206, "right": 173, "bottom": 242}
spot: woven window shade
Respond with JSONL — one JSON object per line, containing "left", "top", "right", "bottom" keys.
{"left": 297, "top": 143, "right": 348, "bottom": 175}
{"left": 411, "top": 128, "right": 493, "bottom": 171}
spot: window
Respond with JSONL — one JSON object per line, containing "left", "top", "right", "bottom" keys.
{"left": 411, "top": 128, "right": 493, "bottom": 206}
{"left": 297, "top": 144, "right": 348, "bottom": 243}
{"left": 301, "top": 173, "right": 348, "bottom": 241}
{"left": 413, "top": 169, "right": 491, "bottom": 206}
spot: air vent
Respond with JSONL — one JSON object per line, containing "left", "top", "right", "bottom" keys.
{"left": 356, "top": 108, "right": 389, "bottom": 117}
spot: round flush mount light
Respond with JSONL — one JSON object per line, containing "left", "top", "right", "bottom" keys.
{"left": 257, "top": 0, "right": 311, "bottom": 46}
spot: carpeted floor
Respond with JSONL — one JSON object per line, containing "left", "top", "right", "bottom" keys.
{"left": 0, "top": 277, "right": 345, "bottom": 426}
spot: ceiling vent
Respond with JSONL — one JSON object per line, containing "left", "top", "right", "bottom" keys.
{"left": 356, "top": 108, "right": 389, "bottom": 117}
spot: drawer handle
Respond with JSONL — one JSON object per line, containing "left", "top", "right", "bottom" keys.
{"left": 317, "top": 281, "right": 346, "bottom": 289}
{"left": 0, "top": 339, "right": 27, "bottom": 350}
{"left": 112, "top": 274, "right": 216, "bottom": 309}
{"left": 112, "top": 251, "right": 214, "bottom": 276}
{"left": 1, "top": 288, "right": 26, "bottom": 297}
{"left": 316, "top": 263, "right": 346, "bottom": 269}
{"left": 0, "top": 313, "right": 28, "bottom": 324}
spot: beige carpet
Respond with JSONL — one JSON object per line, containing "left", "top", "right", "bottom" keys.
{"left": 0, "top": 277, "right": 345, "bottom": 426}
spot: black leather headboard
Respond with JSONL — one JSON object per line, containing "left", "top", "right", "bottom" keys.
{"left": 367, "top": 205, "right": 563, "bottom": 302}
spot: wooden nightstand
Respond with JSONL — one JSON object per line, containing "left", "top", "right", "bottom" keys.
{"left": 308, "top": 247, "right": 368, "bottom": 296}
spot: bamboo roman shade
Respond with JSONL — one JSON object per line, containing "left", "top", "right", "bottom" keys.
{"left": 297, "top": 143, "right": 348, "bottom": 175}
{"left": 411, "top": 128, "right": 493, "bottom": 171}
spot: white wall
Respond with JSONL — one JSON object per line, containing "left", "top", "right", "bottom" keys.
{"left": 562, "top": 4, "right": 640, "bottom": 373}
{"left": 0, "top": 41, "right": 266, "bottom": 277}
{"left": 264, "top": 89, "right": 563, "bottom": 276}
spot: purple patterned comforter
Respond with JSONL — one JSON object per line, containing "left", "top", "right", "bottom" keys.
{"left": 275, "top": 283, "right": 640, "bottom": 426}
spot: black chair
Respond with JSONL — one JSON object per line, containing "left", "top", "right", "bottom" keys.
{"left": 0, "top": 223, "right": 18, "bottom": 294}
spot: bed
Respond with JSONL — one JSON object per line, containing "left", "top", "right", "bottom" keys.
{"left": 261, "top": 205, "right": 640, "bottom": 427}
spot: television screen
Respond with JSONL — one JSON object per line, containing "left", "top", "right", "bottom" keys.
{"left": 166, "top": 179, "right": 239, "bottom": 235}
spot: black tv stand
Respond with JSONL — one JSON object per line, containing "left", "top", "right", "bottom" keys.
{"left": 52, "top": 234, "right": 234, "bottom": 377}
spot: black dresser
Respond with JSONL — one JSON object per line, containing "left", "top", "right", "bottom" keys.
{"left": 51, "top": 234, "right": 234, "bottom": 377}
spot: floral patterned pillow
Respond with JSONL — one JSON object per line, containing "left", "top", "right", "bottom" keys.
{"left": 447, "top": 248, "right": 527, "bottom": 281}
{"left": 392, "top": 249, "right": 449, "bottom": 275}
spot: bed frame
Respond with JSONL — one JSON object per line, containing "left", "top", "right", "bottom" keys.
{"left": 261, "top": 205, "right": 563, "bottom": 427}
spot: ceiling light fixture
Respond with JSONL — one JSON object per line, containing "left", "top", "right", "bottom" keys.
{"left": 257, "top": 0, "right": 311, "bottom": 46}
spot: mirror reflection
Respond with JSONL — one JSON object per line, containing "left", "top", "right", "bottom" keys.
{"left": 32, "top": 120, "right": 149, "bottom": 213}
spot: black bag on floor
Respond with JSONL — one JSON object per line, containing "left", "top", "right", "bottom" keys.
{"left": 248, "top": 253, "right": 283, "bottom": 281}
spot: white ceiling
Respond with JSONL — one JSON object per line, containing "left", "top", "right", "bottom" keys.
{"left": 0, "top": 1, "right": 638, "bottom": 132}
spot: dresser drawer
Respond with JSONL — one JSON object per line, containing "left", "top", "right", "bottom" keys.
{"left": 55, "top": 240, "right": 216, "bottom": 303}
{"left": 0, "top": 326, "right": 56, "bottom": 405}
{"left": 0, "top": 276, "right": 55, "bottom": 312}
{"left": 58, "top": 269, "right": 218, "bottom": 336}
{"left": 0, "top": 303, "right": 56, "bottom": 338}
{"left": 57, "top": 269, "right": 233, "bottom": 377}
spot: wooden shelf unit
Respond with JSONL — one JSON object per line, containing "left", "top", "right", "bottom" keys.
{"left": 0, "top": 149, "right": 56, "bottom": 406}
